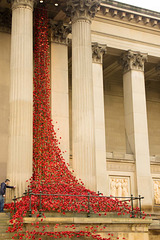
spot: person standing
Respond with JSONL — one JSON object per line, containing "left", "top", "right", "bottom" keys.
{"left": 0, "top": 179, "right": 15, "bottom": 212}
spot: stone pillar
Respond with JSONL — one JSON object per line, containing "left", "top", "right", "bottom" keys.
{"left": 92, "top": 43, "right": 107, "bottom": 194}
{"left": 121, "top": 50, "right": 153, "bottom": 209}
{"left": 7, "top": 0, "right": 34, "bottom": 198}
{"left": 66, "top": 0, "right": 100, "bottom": 191}
{"left": 50, "top": 21, "right": 71, "bottom": 163}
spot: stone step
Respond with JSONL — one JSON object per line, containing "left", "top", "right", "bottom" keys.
{"left": 0, "top": 220, "right": 10, "bottom": 225}
{"left": 0, "top": 213, "right": 11, "bottom": 240}
{"left": 0, "top": 220, "right": 9, "bottom": 224}
{"left": 0, "top": 227, "right": 10, "bottom": 231}
{"left": 0, "top": 217, "right": 9, "bottom": 219}
{"left": 0, "top": 212, "right": 10, "bottom": 216}
{"left": 0, "top": 225, "right": 9, "bottom": 231}
{"left": 40, "top": 211, "right": 131, "bottom": 218}
{"left": 0, "top": 233, "right": 12, "bottom": 237}
{"left": 0, "top": 214, "right": 9, "bottom": 218}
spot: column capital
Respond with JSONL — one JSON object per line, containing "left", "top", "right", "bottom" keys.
{"left": 50, "top": 21, "right": 71, "bottom": 45}
{"left": 11, "top": 0, "right": 35, "bottom": 10}
{"left": 121, "top": 50, "right": 148, "bottom": 73}
{"left": 66, "top": 0, "right": 101, "bottom": 23}
{"left": 92, "top": 42, "right": 107, "bottom": 64}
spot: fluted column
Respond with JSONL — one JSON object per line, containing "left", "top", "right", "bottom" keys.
{"left": 50, "top": 21, "right": 71, "bottom": 163}
{"left": 92, "top": 43, "right": 107, "bottom": 194}
{"left": 66, "top": 0, "right": 100, "bottom": 191}
{"left": 121, "top": 50, "right": 153, "bottom": 209}
{"left": 7, "top": 0, "right": 34, "bottom": 198}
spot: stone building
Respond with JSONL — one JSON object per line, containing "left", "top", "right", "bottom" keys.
{"left": 0, "top": 0, "right": 160, "bottom": 211}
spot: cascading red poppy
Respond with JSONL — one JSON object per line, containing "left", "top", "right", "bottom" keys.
{"left": 5, "top": 6, "right": 145, "bottom": 240}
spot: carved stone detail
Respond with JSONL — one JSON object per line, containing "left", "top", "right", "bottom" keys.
{"left": 99, "top": 4, "right": 160, "bottom": 30}
{"left": 153, "top": 180, "right": 160, "bottom": 205}
{"left": 121, "top": 50, "right": 148, "bottom": 73}
{"left": 92, "top": 42, "right": 107, "bottom": 63}
{"left": 0, "top": 8, "right": 11, "bottom": 33}
{"left": 66, "top": 0, "right": 101, "bottom": 22}
{"left": 11, "top": 0, "right": 35, "bottom": 10}
{"left": 110, "top": 176, "right": 130, "bottom": 197}
{"left": 50, "top": 21, "right": 71, "bottom": 45}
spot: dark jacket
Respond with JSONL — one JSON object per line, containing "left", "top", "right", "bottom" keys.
{"left": 0, "top": 182, "right": 14, "bottom": 196}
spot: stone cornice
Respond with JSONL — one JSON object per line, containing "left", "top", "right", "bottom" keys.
{"left": 66, "top": 0, "right": 101, "bottom": 23}
{"left": 92, "top": 42, "right": 107, "bottom": 63}
{"left": 50, "top": 20, "right": 71, "bottom": 45}
{"left": 120, "top": 50, "right": 148, "bottom": 73}
{"left": 0, "top": 8, "right": 11, "bottom": 33}
{"left": 102, "top": 0, "right": 160, "bottom": 18}
{"left": 97, "top": 2, "right": 160, "bottom": 30}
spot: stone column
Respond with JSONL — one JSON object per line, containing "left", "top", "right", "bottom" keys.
{"left": 92, "top": 43, "right": 107, "bottom": 194}
{"left": 121, "top": 50, "right": 153, "bottom": 209}
{"left": 66, "top": 0, "right": 100, "bottom": 191}
{"left": 50, "top": 21, "right": 71, "bottom": 163}
{"left": 7, "top": 0, "right": 34, "bottom": 198}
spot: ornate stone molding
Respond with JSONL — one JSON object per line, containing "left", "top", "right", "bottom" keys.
{"left": 109, "top": 176, "right": 130, "bottom": 197}
{"left": 0, "top": 8, "right": 11, "bottom": 33}
{"left": 50, "top": 20, "right": 71, "bottom": 45}
{"left": 92, "top": 42, "right": 107, "bottom": 63}
{"left": 11, "top": 0, "right": 35, "bottom": 10}
{"left": 120, "top": 50, "right": 148, "bottom": 73}
{"left": 153, "top": 179, "right": 160, "bottom": 205}
{"left": 66, "top": 0, "right": 101, "bottom": 22}
{"left": 99, "top": 4, "right": 160, "bottom": 30}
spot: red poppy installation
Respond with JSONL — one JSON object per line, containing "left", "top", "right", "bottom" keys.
{"left": 5, "top": 6, "right": 144, "bottom": 240}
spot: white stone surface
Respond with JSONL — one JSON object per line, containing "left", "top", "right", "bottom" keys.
{"left": 92, "top": 59, "right": 107, "bottom": 194}
{"left": 51, "top": 42, "right": 69, "bottom": 163}
{"left": 91, "top": 20, "right": 160, "bottom": 58}
{"left": 7, "top": 1, "right": 33, "bottom": 197}
{"left": 72, "top": 19, "right": 96, "bottom": 191}
{"left": 123, "top": 63, "right": 153, "bottom": 208}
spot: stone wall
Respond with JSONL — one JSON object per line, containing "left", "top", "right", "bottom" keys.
{"left": 146, "top": 81, "right": 160, "bottom": 156}
{"left": 104, "top": 79, "right": 126, "bottom": 153}
{"left": 0, "top": 32, "right": 10, "bottom": 183}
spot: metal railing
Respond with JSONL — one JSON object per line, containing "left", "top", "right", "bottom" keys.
{"left": 12, "top": 190, "right": 144, "bottom": 219}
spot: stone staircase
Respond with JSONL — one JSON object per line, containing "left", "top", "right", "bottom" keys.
{"left": 0, "top": 213, "right": 12, "bottom": 240}
{"left": 149, "top": 212, "right": 160, "bottom": 232}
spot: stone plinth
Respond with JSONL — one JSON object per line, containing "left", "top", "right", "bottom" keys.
{"left": 23, "top": 216, "right": 152, "bottom": 240}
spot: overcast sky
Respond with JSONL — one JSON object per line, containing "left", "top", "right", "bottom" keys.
{"left": 115, "top": 0, "right": 160, "bottom": 13}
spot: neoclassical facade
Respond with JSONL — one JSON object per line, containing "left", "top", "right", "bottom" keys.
{"left": 0, "top": 0, "right": 160, "bottom": 210}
